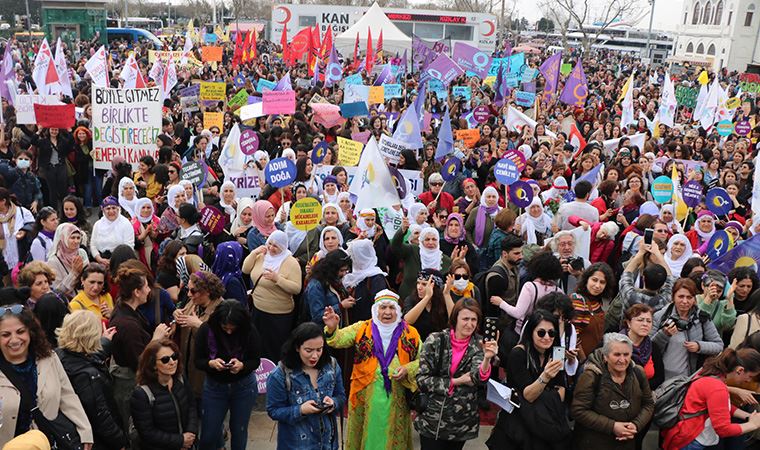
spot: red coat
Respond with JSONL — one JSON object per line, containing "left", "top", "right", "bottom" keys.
{"left": 569, "top": 216, "right": 615, "bottom": 263}
{"left": 661, "top": 376, "right": 741, "bottom": 450}
{"left": 418, "top": 190, "right": 455, "bottom": 214}
{"left": 684, "top": 229, "right": 702, "bottom": 251}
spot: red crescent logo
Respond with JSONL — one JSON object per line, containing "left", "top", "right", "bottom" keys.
{"left": 482, "top": 20, "right": 495, "bottom": 37}
{"left": 276, "top": 6, "right": 291, "bottom": 25}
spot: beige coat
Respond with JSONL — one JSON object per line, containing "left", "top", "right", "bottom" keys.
{"left": 0, "top": 353, "right": 93, "bottom": 446}
{"left": 242, "top": 253, "right": 302, "bottom": 314}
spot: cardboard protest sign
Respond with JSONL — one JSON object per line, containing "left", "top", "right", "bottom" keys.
{"left": 262, "top": 90, "right": 296, "bottom": 115}
{"left": 515, "top": 91, "right": 536, "bottom": 107}
{"left": 228, "top": 90, "right": 249, "bottom": 109}
{"left": 339, "top": 102, "right": 369, "bottom": 118}
{"left": 148, "top": 50, "right": 201, "bottom": 67}
{"left": 368, "top": 86, "right": 385, "bottom": 104}
{"left": 92, "top": 87, "right": 162, "bottom": 170}
{"left": 200, "top": 82, "right": 226, "bottom": 101}
{"left": 452, "top": 86, "right": 472, "bottom": 100}
{"left": 383, "top": 84, "right": 402, "bottom": 99}
{"left": 378, "top": 135, "right": 408, "bottom": 164}
{"left": 204, "top": 112, "right": 224, "bottom": 131}
{"left": 312, "top": 103, "right": 345, "bottom": 129}
{"left": 33, "top": 103, "right": 75, "bottom": 129}
{"left": 16, "top": 95, "right": 61, "bottom": 124}
{"left": 256, "top": 79, "right": 276, "bottom": 92}
{"left": 337, "top": 137, "right": 363, "bottom": 166}
{"left": 290, "top": 198, "right": 322, "bottom": 231}
{"left": 675, "top": 86, "right": 698, "bottom": 108}
{"left": 454, "top": 129, "right": 481, "bottom": 148}
{"left": 265, "top": 157, "right": 297, "bottom": 188}
{"left": 201, "top": 46, "right": 223, "bottom": 62}
{"left": 181, "top": 161, "right": 206, "bottom": 186}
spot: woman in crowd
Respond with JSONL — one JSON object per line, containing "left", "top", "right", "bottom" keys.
{"left": 731, "top": 290, "right": 760, "bottom": 348}
{"left": 305, "top": 249, "right": 352, "bottom": 325}
{"left": 684, "top": 210, "right": 716, "bottom": 252}
{"left": 0, "top": 187, "right": 34, "bottom": 272}
{"left": 176, "top": 204, "right": 203, "bottom": 252}
{"left": 572, "top": 333, "right": 654, "bottom": 450}
{"left": 323, "top": 290, "right": 420, "bottom": 449}
{"left": 304, "top": 225, "right": 345, "bottom": 273}
{"left": 133, "top": 156, "right": 161, "bottom": 201}
{"left": 210, "top": 242, "right": 247, "bottom": 307}
{"left": 69, "top": 263, "right": 112, "bottom": 323}
{"left": 242, "top": 230, "right": 302, "bottom": 361}
{"left": 194, "top": 300, "right": 261, "bottom": 450}
{"left": 660, "top": 348, "right": 760, "bottom": 450}
{"left": 516, "top": 197, "right": 553, "bottom": 246}
{"left": 487, "top": 309, "right": 569, "bottom": 450}
{"left": 620, "top": 304, "right": 662, "bottom": 387}
{"left": 229, "top": 197, "right": 255, "bottom": 252}
{"left": 158, "top": 185, "right": 186, "bottom": 238}
{"left": 60, "top": 195, "right": 91, "bottom": 238}
{"left": 246, "top": 200, "right": 281, "bottom": 250}
{"left": 651, "top": 278, "right": 723, "bottom": 380}
{"left": 266, "top": 322, "right": 346, "bottom": 450}
{"left": 728, "top": 267, "right": 759, "bottom": 316}
{"left": 109, "top": 263, "right": 172, "bottom": 433}
{"left": 465, "top": 186, "right": 501, "bottom": 249}
{"left": 90, "top": 197, "right": 134, "bottom": 266}
{"left": 174, "top": 271, "right": 224, "bottom": 403}
{"left": 44, "top": 222, "right": 85, "bottom": 291}
{"left": 16, "top": 261, "right": 56, "bottom": 309}
{"left": 155, "top": 240, "right": 186, "bottom": 302}
{"left": 0, "top": 304, "right": 93, "bottom": 447}
{"left": 572, "top": 263, "right": 616, "bottom": 356}
{"left": 130, "top": 339, "right": 198, "bottom": 450}
{"left": 491, "top": 251, "right": 562, "bottom": 334}
{"left": 664, "top": 234, "right": 693, "bottom": 277}
{"left": 342, "top": 239, "right": 388, "bottom": 325}
{"left": 439, "top": 213, "right": 479, "bottom": 275}
{"left": 392, "top": 218, "right": 452, "bottom": 299}
{"left": 416, "top": 298, "right": 498, "bottom": 449}
{"left": 404, "top": 270, "right": 451, "bottom": 342}
{"left": 448, "top": 259, "right": 481, "bottom": 305}
{"left": 696, "top": 270, "right": 737, "bottom": 334}
{"left": 56, "top": 310, "right": 126, "bottom": 450}
{"left": 132, "top": 198, "right": 160, "bottom": 271}
{"left": 30, "top": 206, "right": 58, "bottom": 262}
{"left": 117, "top": 178, "right": 139, "bottom": 219}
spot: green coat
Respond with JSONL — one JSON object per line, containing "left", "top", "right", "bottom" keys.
{"left": 696, "top": 294, "right": 737, "bottom": 334}
{"left": 390, "top": 229, "right": 451, "bottom": 300}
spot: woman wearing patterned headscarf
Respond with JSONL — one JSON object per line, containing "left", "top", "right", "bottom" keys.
{"left": 211, "top": 242, "right": 247, "bottom": 307}
{"left": 131, "top": 198, "right": 160, "bottom": 271}
{"left": 47, "top": 222, "right": 89, "bottom": 298}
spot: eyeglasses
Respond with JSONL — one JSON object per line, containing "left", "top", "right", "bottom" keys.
{"left": 168, "top": 170, "right": 177, "bottom": 174}
{"left": 430, "top": 182, "right": 443, "bottom": 187}
{"left": 281, "top": 141, "right": 292, "bottom": 146}
{"left": 536, "top": 328, "right": 556, "bottom": 338}
{"left": 453, "top": 274, "right": 469, "bottom": 280}
{"left": 158, "top": 353, "right": 179, "bottom": 364}
{"left": 188, "top": 288, "right": 200, "bottom": 294}
{"left": 0, "top": 305, "right": 23, "bottom": 316}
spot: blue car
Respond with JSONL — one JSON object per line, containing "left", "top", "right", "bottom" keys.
{"left": 106, "top": 27, "right": 163, "bottom": 49}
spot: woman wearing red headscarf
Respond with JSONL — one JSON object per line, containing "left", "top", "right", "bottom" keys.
{"left": 246, "top": 200, "right": 282, "bottom": 250}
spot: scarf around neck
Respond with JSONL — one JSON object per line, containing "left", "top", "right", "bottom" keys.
{"left": 371, "top": 320, "right": 405, "bottom": 396}
{"left": 0, "top": 203, "right": 18, "bottom": 251}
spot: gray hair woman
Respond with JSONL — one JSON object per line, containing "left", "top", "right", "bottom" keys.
{"left": 571, "top": 332, "right": 654, "bottom": 450}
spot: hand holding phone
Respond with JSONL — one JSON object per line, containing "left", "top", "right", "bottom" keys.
{"left": 644, "top": 228, "right": 654, "bottom": 245}
{"left": 552, "top": 346, "right": 566, "bottom": 366}
{"left": 484, "top": 317, "right": 498, "bottom": 342}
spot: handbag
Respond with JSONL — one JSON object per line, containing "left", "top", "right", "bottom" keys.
{"left": 0, "top": 359, "right": 83, "bottom": 450}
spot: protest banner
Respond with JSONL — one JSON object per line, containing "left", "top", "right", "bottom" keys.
{"left": 228, "top": 90, "right": 249, "bottom": 109}
{"left": 473, "top": 106, "right": 490, "bottom": 124}
{"left": 239, "top": 129, "right": 259, "bottom": 155}
{"left": 309, "top": 93, "right": 328, "bottom": 105}
{"left": 256, "top": 79, "right": 277, "bottom": 93}
{"left": 675, "top": 86, "right": 698, "bottom": 108}
{"left": 291, "top": 198, "right": 323, "bottom": 231}
{"left": 560, "top": 63, "right": 572, "bottom": 75}
{"left": 739, "top": 73, "right": 760, "bottom": 94}
{"left": 352, "top": 130, "right": 371, "bottom": 144}
{"left": 735, "top": 120, "right": 752, "bottom": 136}
{"left": 314, "top": 165, "right": 424, "bottom": 198}
{"left": 522, "top": 68, "right": 538, "bottom": 83}
{"left": 515, "top": 91, "right": 536, "bottom": 107}
{"left": 265, "top": 157, "right": 297, "bottom": 188}
{"left": 383, "top": 84, "right": 402, "bottom": 99}
{"left": 494, "top": 158, "right": 519, "bottom": 185}
{"left": 682, "top": 180, "right": 704, "bottom": 208}
{"left": 91, "top": 87, "right": 162, "bottom": 170}
{"left": 225, "top": 168, "right": 265, "bottom": 198}
{"left": 344, "top": 73, "right": 363, "bottom": 85}
{"left": 311, "top": 142, "right": 329, "bottom": 164}
{"left": 199, "top": 206, "right": 226, "bottom": 235}
{"left": 148, "top": 50, "right": 201, "bottom": 67}
{"left": 509, "top": 180, "right": 534, "bottom": 208}
{"left": 200, "top": 82, "right": 226, "bottom": 101}
{"left": 339, "top": 102, "right": 369, "bottom": 118}
{"left": 204, "top": 112, "right": 224, "bottom": 131}
{"left": 452, "top": 86, "right": 472, "bottom": 100}
{"left": 651, "top": 175, "right": 674, "bottom": 204}
{"left": 262, "top": 90, "right": 296, "bottom": 115}
{"left": 33, "top": 103, "right": 75, "bottom": 129}
{"left": 16, "top": 95, "right": 61, "bottom": 124}
{"left": 181, "top": 161, "right": 206, "bottom": 186}
{"left": 378, "top": 135, "right": 408, "bottom": 164}
{"left": 345, "top": 84, "right": 370, "bottom": 105}
{"left": 454, "top": 129, "right": 481, "bottom": 148}
{"left": 337, "top": 137, "right": 363, "bottom": 166}
{"left": 179, "top": 84, "right": 200, "bottom": 114}
{"left": 452, "top": 42, "right": 492, "bottom": 79}
{"left": 312, "top": 103, "right": 345, "bottom": 129}
{"left": 201, "top": 46, "right": 223, "bottom": 62}
{"left": 368, "top": 86, "right": 385, "bottom": 104}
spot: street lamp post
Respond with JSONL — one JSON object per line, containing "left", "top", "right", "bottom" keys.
{"left": 645, "top": 0, "right": 656, "bottom": 61}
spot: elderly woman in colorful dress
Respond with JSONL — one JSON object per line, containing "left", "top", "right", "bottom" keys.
{"left": 323, "top": 290, "right": 421, "bottom": 450}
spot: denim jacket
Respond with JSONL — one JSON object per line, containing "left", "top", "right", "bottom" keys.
{"left": 266, "top": 358, "right": 346, "bottom": 450}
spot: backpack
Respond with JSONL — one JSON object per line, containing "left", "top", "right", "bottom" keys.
{"left": 652, "top": 372, "right": 711, "bottom": 429}
{"left": 473, "top": 264, "right": 508, "bottom": 308}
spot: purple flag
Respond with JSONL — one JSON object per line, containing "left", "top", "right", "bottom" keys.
{"left": 325, "top": 45, "right": 342, "bottom": 88}
{"left": 311, "top": 61, "right": 320, "bottom": 87}
{"left": 422, "top": 53, "right": 464, "bottom": 87}
{"left": 452, "top": 42, "right": 492, "bottom": 80}
{"left": 435, "top": 106, "right": 453, "bottom": 161}
{"left": 539, "top": 52, "right": 562, "bottom": 103}
{"left": 274, "top": 72, "right": 292, "bottom": 91}
{"left": 0, "top": 44, "right": 13, "bottom": 105}
{"left": 400, "top": 49, "right": 408, "bottom": 76}
{"left": 412, "top": 34, "right": 433, "bottom": 72}
{"left": 374, "top": 64, "right": 394, "bottom": 86}
{"left": 559, "top": 60, "right": 588, "bottom": 107}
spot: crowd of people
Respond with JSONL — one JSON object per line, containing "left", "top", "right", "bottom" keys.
{"left": 0, "top": 21, "right": 758, "bottom": 450}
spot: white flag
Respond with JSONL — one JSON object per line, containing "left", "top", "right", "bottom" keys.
{"left": 32, "top": 38, "right": 57, "bottom": 94}
{"left": 84, "top": 45, "right": 109, "bottom": 88}
{"left": 506, "top": 106, "right": 557, "bottom": 139}
{"left": 120, "top": 53, "right": 146, "bottom": 89}
{"left": 219, "top": 124, "right": 246, "bottom": 178}
{"left": 655, "top": 72, "right": 676, "bottom": 128}
{"left": 621, "top": 73, "right": 635, "bottom": 127}
{"left": 349, "top": 137, "right": 401, "bottom": 211}
{"left": 50, "top": 38, "right": 72, "bottom": 98}
{"left": 693, "top": 83, "right": 709, "bottom": 120}
{"left": 149, "top": 56, "right": 177, "bottom": 102}
{"left": 181, "top": 31, "right": 194, "bottom": 66}
{"left": 699, "top": 78, "right": 721, "bottom": 129}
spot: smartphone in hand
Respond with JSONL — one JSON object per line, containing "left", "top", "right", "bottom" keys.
{"left": 484, "top": 317, "right": 498, "bottom": 342}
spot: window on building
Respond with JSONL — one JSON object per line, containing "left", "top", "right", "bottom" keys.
{"left": 393, "top": 22, "right": 414, "bottom": 36}
{"left": 703, "top": 2, "right": 712, "bottom": 23}
{"left": 693, "top": 1, "right": 701, "bottom": 23}
{"left": 686, "top": 42, "right": 694, "bottom": 52}
{"left": 708, "top": 43, "right": 716, "bottom": 54}
{"left": 298, "top": 16, "right": 316, "bottom": 27}
{"left": 685, "top": 12, "right": 689, "bottom": 23}
{"left": 414, "top": 23, "right": 444, "bottom": 40}
{"left": 444, "top": 24, "right": 473, "bottom": 41}
{"left": 697, "top": 42, "right": 705, "bottom": 53}
{"left": 746, "top": 4, "right": 755, "bottom": 26}
{"left": 714, "top": 1, "right": 724, "bottom": 23}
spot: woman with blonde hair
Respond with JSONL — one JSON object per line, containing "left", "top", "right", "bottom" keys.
{"left": 56, "top": 310, "right": 125, "bottom": 450}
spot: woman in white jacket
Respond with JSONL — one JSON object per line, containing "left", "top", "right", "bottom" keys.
{"left": 0, "top": 187, "right": 34, "bottom": 273}
{"left": 90, "top": 196, "right": 134, "bottom": 267}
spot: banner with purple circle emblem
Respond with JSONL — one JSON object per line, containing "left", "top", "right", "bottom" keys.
{"left": 388, "top": 166, "right": 407, "bottom": 200}
{"left": 311, "top": 141, "right": 329, "bottom": 164}
{"left": 494, "top": 158, "right": 519, "bottom": 186}
{"left": 735, "top": 120, "right": 752, "bottom": 136}
{"left": 705, "top": 187, "right": 733, "bottom": 216}
{"left": 503, "top": 149, "right": 527, "bottom": 173}
{"left": 199, "top": 206, "right": 226, "bottom": 235}
{"left": 508, "top": 180, "right": 534, "bottom": 208}
{"left": 441, "top": 158, "right": 461, "bottom": 182}
{"left": 682, "top": 180, "right": 704, "bottom": 208}
{"left": 706, "top": 230, "right": 734, "bottom": 262}
{"left": 472, "top": 105, "right": 490, "bottom": 124}
{"left": 239, "top": 129, "right": 259, "bottom": 155}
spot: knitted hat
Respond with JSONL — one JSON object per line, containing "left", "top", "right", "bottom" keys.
{"left": 101, "top": 196, "right": 119, "bottom": 208}
{"left": 323, "top": 175, "right": 338, "bottom": 188}
{"left": 374, "top": 289, "right": 400, "bottom": 304}
{"left": 724, "top": 220, "right": 743, "bottom": 234}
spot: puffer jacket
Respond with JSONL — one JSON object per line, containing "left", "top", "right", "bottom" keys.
{"left": 56, "top": 348, "right": 127, "bottom": 450}
{"left": 571, "top": 348, "right": 655, "bottom": 450}
{"left": 415, "top": 330, "right": 485, "bottom": 442}
{"left": 129, "top": 378, "right": 199, "bottom": 450}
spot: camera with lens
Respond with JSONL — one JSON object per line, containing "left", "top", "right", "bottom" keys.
{"left": 664, "top": 317, "right": 691, "bottom": 331}
{"left": 561, "top": 256, "right": 585, "bottom": 272}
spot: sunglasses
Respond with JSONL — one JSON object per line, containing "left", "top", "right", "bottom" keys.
{"left": 430, "top": 182, "right": 443, "bottom": 186}
{"left": 0, "top": 305, "right": 23, "bottom": 316}
{"left": 188, "top": 288, "right": 200, "bottom": 294}
{"left": 168, "top": 170, "right": 177, "bottom": 174}
{"left": 453, "top": 274, "right": 469, "bottom": 280}
{"left": 158, "top": 352, "right": 179, "bottom": 364}
{"left": 536, "top": 328, "right": 556, "bottom": 338}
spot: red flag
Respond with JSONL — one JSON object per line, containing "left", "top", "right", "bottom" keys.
{"left": 250, "top": 30, "right": 257, "bottom": 60}
{"left": 365, "top": 29, "right": 374, "bottom": 75}
{"left": 377, "top": 30, "right": 383, "bottom": 59}
{"left": 312, "top": 25, "right": 321, "bottom": 55}
{"left": 241, "top": 31, "right": 250, "bottom": 63}
{"left": 233, "top": 30, "right": 244, "bottom": 67}
{"left": 280, "top": 26, "right": 289, "bottom": 63}
{"left": 290, "top": 27, "right": 312, "bottom": 63}
{"left": 568, "top": 123, "right": 588, "bottom": 159}
{"left": 353, "top": 33, "right": 360, "bottom": 68}
{"left": 320, "top": 27, "right": 333, "bottom": 61}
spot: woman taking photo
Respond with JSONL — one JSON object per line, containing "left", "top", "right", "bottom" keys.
{"left": 571, "top": 333, "right": 654, "bottom": 450}
{"left": 0, "top": 304, "right": 93, "bottom": 447}
{"left": 90, "top": 197, "right": 134, "bottom": 267}
{"left": 47, "top": 222, "right": 88, "bottom": 299}
{"left": 416, "top": 298, "right": 498, "bottom": 449}
{"left": 56, "top": 310, "right": 126, "bottom": 450}
{"left": 130, "top": 339, "right": 198, "bottom": 450}
{"left": 660, "top": 348, "right": 760, "bottom": 450}
{"left": 266, "top": 322, "right": 346, "bottom": 450}
{"left": 242, "top": 230, "right": 302, "bottom": 361}
{"left": 651, "top": 278, "right": 723, "bottom": 380}
{"left": 69, "top": 263, "right": 113, "bottom": 323}
{"left": 194, "top": 300, "right": 261, "bottom": 450}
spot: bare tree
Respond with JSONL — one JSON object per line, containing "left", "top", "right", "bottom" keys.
{"left": 539, "top": 0, "right": 572, "bottom": 48}
{"left": 549, "top": 0, "right": 645, "bottom": 51}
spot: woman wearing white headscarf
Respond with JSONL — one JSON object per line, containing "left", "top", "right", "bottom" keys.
{"left": 465, "top": 186, "right": 501, "bottom": 248}
{"left": 665, "top": 234, "right": 693, "bottom": 277}
{"left": 158, "top": 184, "right": 187, "bottom": 237}
{"left": 217, "top": 180, "right": 238, "bottom": 225}
{"left": 242, "top": 230, "right": 302, "bottom": 360}
{"left": 179, "top": 179, "right": 197, "bottom": 206}
{"left": 47, "top": 222, "right": 89, "bottom": 298}
{"left": 229, "top": 197, "right": 254, "bottom": 251}
{"left": 90, "top": 196, "right": 134, "bottom": 266}
{"left": 516, "top": 197, "right": 553, "bottom": 245}
{"left": 304, "top": 225, "right": 345, "bottom": 274}
{"left": 131, "top": 198, "right": 160, "bottom": 270}
{"left": 392, "top": 216, "right": 451, "bottom": 300}
{"left": 295, "top": 203, "right": 350, "bottom": 262}
{"left": 343, "top": 239, "right": 388, "bottom": 324}
{"left": 117, "top": 177, "right": 139, "bottom": 219}
{"left": 407, "top": 203, "right": 429, "bottom": 227}
{"left": 659, "top": 204, "right": 683, "bottom": 234}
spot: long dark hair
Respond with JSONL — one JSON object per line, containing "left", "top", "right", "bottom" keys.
{"left": 309, "top": 250, "right": 350, "bottom": 292}
{"left": 701, "top": 348, "right": 760, "bottom": 377}
{"left": 157, "top": 240, "right": 185, "bottom": 274}
{"left": 518, "top": 309, "right": 559, "bottom": 375}
{"left": 208, "top": 300, "right": 253, "bottom": 358}
{"left": 281, "top": 322, "right": 331, "bottom": 371}
{"left": 414, "top": 268, "right": 449, "bottom": 332}
{"left": 0, "top": 306, "right": 52, "bottom": 359}
{"left": 60, "top": 195, "right": 89, "bottom": 226}
{"left": 575, "top": 262, "right": 616, "bottom": 301}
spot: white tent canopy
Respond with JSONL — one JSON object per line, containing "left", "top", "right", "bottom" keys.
{"left": 334, "top": 3, "right": 411, "bottom": 58}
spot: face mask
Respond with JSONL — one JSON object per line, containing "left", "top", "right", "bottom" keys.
{"left": 16, "top": 159, "right": 30, "bottom": 169}
{"left": 453, "top": 279, "right": 469, "bottom": 291}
